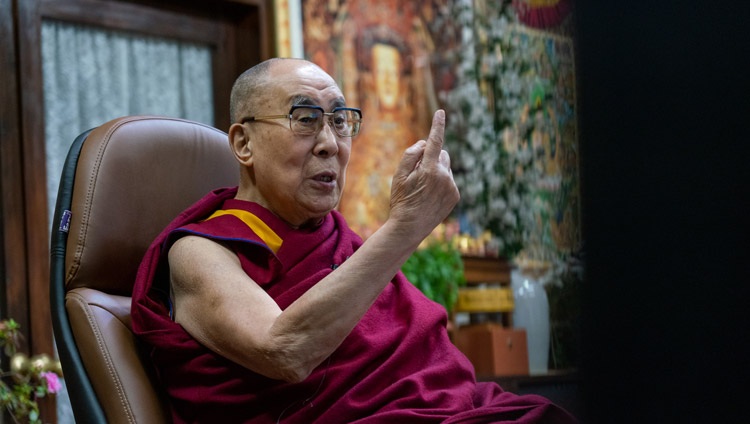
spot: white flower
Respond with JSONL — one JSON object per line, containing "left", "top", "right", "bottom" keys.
{"left": 490, "top": 197, "right": 507, "bottom": 211}
{"left": 502, "top": 211, "right": 517, "bottom": 227}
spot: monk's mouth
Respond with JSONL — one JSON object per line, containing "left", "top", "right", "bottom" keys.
{"left": 313, "top": 172, "right": 337, "bottom": 183}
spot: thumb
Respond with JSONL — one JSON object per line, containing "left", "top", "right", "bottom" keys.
{"left": 392, "top": 140, "right": 427, "bottom": 184}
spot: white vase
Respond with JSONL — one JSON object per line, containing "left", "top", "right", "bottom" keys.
{"left": 511, "top": 268, "right": 550, "bottom": 375}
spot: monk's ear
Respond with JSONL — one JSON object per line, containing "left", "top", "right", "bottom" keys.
{"left": 229, "top": 122, "right": 253, "bottom": 166}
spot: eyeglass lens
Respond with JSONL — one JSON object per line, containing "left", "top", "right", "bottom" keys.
{"left": 291, "top": 107, "right": 361, "bottom": 137}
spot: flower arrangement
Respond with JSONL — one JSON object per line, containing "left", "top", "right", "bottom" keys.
{"left": 444, "top": 0, "right": 540, "bottom": 259}
{"left": 0, "top": 319, "right": 62, "bottom": 424}
{"left": 443, "top": 0, "right": 582, "bottom": 372}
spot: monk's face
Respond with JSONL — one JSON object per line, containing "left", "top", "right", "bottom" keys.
{"left": 242, "top": 60, "right": 352, "bottom": 227}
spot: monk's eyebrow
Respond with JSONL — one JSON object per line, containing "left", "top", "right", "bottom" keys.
{"left": 291, "top": 95, "right": 315, "bottom": 106}
{"left": 290, "top": 95, "right": 348, "bottom": 110}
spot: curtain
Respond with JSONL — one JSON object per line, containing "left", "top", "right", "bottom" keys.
{"left": 42, "top": 20, "right": 214, "bottom": 225}
{"left": 41, "top": 20, "right": 214, "bottom": 423}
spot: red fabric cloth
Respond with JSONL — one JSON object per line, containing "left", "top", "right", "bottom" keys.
{"left": 512, "top": 0, "right": 572, "bottom": 29}
{"left": 132, "top": 187, "right": 577, "bottom": 423}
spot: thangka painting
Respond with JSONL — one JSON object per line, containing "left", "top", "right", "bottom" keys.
{"left": 512, "top": 25, "right": 580, "bottom": 255}
{"left": 300, "top": 0, "right": 460, "bottom": 238}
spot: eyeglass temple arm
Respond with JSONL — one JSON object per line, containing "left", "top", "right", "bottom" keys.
{"left": 240, "top": 114, "right": 290, "bottom": 123}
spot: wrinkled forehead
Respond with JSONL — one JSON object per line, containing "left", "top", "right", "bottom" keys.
{"left": 266, "top": 61, "right": 346, "bottom": 110}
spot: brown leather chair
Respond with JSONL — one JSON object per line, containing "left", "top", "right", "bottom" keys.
{"left": 50, "top": 116, "right": 238, "bottom": 424}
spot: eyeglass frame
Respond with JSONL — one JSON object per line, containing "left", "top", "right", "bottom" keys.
{"left": 240, "top": 105, "right": 363, "bottom": 138}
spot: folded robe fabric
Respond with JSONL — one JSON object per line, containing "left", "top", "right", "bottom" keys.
{"left": 131, "top": 186, "right": 577, "bottom": 423}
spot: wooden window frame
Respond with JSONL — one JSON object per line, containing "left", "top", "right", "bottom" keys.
{"left": 2, "top": 0, "right": 271, "bottom": 420}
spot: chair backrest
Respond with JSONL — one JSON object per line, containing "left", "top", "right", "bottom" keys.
{"left": 50, "top": 116, "right": 239, "bottom": 424}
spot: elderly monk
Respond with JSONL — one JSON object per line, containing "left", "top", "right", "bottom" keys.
{"left": 132, "top": 58, "right": 576, "bottom": 423}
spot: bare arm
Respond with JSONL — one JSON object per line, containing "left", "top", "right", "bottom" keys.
{"left": 170, "top": 110, "right": 459, "bottom": 382}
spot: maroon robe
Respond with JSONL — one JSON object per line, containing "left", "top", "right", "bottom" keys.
{"left": 132, "top": 187, "right": 577, "bottom": 423}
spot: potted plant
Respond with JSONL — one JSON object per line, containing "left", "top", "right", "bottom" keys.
{"left": 402, "top": 241, "right": 466, "bottom": 313}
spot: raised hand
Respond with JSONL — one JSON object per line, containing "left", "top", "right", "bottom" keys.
{"left": 389, "top": 110, "right": 460, "bottom": 243}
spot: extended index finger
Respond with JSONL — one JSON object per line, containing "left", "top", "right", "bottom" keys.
{"left": 421, "top": 110, "right": 446, "bottom": 165}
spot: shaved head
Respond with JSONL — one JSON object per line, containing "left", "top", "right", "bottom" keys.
{"left": 229, "top": 58, "right": 328, "bottom": 123}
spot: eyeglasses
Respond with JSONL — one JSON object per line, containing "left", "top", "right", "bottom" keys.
{"left": 241, "top": 105, "right": 363, "bottom": 138}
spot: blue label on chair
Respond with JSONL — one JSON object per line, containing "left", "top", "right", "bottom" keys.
{"left": 59, "top": 210, "right": 72, "bottom": 233}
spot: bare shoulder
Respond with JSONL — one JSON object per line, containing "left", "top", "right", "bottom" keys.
{"left": 168, "top": 235, "right": 240, "bottom": 293}
{"left": 170, "top": 234, "right": 229, "bottom": 256}
{"left": 167, "top": 235, "right": 281, "bottom": 357}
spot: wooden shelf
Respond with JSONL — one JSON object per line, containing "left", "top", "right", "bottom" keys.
{"left": 462, "top": 256, "right": 511, "bottom": 285}
{"left": 456, "top": 256, "right": 515, "bottom": 329}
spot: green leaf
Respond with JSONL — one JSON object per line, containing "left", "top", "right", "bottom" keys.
{"left": 402, "top": 242, "right": 466, "bottom": 312}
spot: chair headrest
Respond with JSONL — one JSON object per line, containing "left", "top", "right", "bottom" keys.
{"left": 64, "top": 116, "right": 238, "bottom": 295}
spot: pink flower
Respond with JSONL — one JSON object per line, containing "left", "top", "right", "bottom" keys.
{"left": 41, "top": 371, "right": 62, "bottom": 394}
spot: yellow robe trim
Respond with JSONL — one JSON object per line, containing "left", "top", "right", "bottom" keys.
{"left": 204, "top": 209, "right": 283, "bottom": 254}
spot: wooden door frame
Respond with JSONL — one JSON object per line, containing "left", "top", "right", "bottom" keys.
{"left": 1, "top": 0, "right": 29, "bottom": 345}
